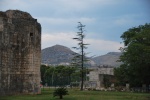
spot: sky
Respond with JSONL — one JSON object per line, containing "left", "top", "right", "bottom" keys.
{"left": 0, "top": 0, "right": 150, "bottom": 57}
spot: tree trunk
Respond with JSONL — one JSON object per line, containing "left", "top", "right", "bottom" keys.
{"left": 80, "top": 69, "right": 84, "bottom": 91}
{"left": 81, "top": 42, "right": 84, "bottom": 91}
{"left": 60, "top": 95, "right": 63, "bottom": 99}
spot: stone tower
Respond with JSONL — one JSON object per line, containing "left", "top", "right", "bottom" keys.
{"left": 0, "top": 10, "right": 41, "bottom": 95}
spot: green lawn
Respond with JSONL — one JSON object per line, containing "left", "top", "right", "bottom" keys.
{"left": 0, "top": 88, "right": 150, "bottom": 100}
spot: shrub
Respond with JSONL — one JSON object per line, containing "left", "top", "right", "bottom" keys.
{"left": 53, "top": 87, "right": 69, "bottom": 99}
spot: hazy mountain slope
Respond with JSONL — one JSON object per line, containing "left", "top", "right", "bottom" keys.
{"left": 42, "top": 45, "right": 122, "bottom": 67}
{"left": 42, "top": 45, "right": 75, "bottom": 65}
{"left": 92, "top": 52, "right": 122, "bottom": 67}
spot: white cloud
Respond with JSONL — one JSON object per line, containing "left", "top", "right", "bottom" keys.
{"left": 42, "top": 32, "right": 123, "bottom": 56}
{"left": 1, "top": 0, "right": 146, "bottom": 56}
{"left": 37, "top": 17, "right": 96, "bottom": 33}
{"left": 86, "top": 38, "right": 123, "bottom": 51}
{"left": 42, "top": 32, "right": 76, "bottom": 49}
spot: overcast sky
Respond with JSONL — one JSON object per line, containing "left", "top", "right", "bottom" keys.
{"left": 0, "top": 0, "right": 150, "bottom": 56}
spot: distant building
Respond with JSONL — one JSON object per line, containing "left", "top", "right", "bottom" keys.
{"left": 87, "top": 65, "right": 114, "bottom": 89}
{"left": 0, "top": 10, "right": 41, "bottom": 95}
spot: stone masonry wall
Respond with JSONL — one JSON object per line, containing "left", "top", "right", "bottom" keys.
{"left": 0, "top": 10, "right": 41, "bottom": 95}
{"left": 89, "top": 67, "right": 114, "bottom": 88}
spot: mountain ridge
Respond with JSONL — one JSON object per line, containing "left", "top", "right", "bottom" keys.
{"left": 92, "top": 52, "right": 122, "bottom": 67}
{"left": 42, "top": 45, "right": 75, "bottom": 65}
{"left": 41, "top": 44, "right": 122, "bottom": 67}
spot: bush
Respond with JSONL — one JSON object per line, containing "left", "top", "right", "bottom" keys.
{"left": 53, "top": 87, "right": 69, "bottom": 99}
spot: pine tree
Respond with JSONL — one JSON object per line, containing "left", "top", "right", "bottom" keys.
{"left": 72, "top": 22, "right": 89, "bottom": 91}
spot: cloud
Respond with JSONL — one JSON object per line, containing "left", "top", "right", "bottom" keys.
{"left": 55, "top": 0, "right": 118, "bottom": 11}
{"left": 42, "top": 32, "right": 123, "bottom": 56}
{"left": 114, "top": 18, "right": 132, "bottom": 25}
{"left": 37, "top": 17, "right": 96, "bottom": 33}
{"left": 30, "top": 0, "right": 120, "bottom": 12}
{"left": 1, "top": 0, "right": 122, "bottom": 14}
{"left": 42, "top": 32, "right": 76, "bottom": 49}
{"left": 0, "top": 0, "right": 29, "bottom": 11}
{"left": 37, "top": 17, "right": 96, "bottom": 25}
{"left": 113, "top": 14, "right": 145, "bottom": 26}
{"left": 1, "top": 0, "right": 147, "bottom": 56}
{"left": 86, "top": 38, "right": 123, "bottom": 51}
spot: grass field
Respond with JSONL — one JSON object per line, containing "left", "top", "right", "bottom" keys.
{"left": 0, "top": 88, "right": 150, "bottom": 100}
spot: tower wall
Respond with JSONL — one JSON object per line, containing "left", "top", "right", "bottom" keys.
{"left": 0, "top": 10, "right": 41, "bottom": 95}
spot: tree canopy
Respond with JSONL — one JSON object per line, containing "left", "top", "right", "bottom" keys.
{"left": 114, "top": 23, "right": 150, "bottom": 87}
{"left": 40, "top": 65, "right": 85, "bottom": 87}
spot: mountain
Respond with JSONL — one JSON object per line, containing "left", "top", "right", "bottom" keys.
{"left": 42, "top": 45, "right": 122, "bottom": 67}
{"left": 92, "top": 52, "right": 122, "bottom": 67}
{"left": 42, "top": 45, "right": 75, "bottom": 65}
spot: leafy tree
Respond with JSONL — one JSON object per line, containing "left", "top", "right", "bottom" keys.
{"left": 63, "top": 66, "right": 76, "bottom": 85}
{"left": 71, "top": 71, "right": 81, "bottom": 82}
{"left": 41, "top": 65, "right": 77, "bottom": 87}
{"left": 72, "top": 22, "right": 89, "bottom": 90}
{"left": 114, "top": 64, "right": 128, "bottom": 86}
{"left": 53, "top": 87, "right": 68, "bottom": 99}
{"left": 44, "top": 66, "right": 54, "bottom": 86}
{"left": 40, "top": 65, "right": 49, "bottom": 85}
{"left": 115, "top": 23, "right": 150, "bottom": 87}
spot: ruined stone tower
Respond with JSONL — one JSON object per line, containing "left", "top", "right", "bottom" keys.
{"left": 0, "top": 10, "right": 41, "bottom": 95}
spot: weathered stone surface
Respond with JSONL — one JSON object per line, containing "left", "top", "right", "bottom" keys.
{"left": 88, "top": 67, "right": 114, "bottom": 88}
{"left": 0, "top": 10, "right": 41, "bottom": 95}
